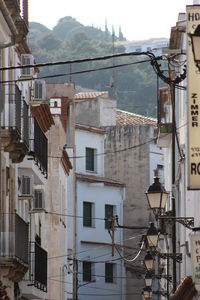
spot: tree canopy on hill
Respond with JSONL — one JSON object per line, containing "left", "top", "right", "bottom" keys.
{"left": 28, "top": 17, "right": 158, "bottom": 117}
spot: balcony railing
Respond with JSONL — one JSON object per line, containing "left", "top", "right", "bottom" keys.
{"left": 29, "top": 118, "right": 48, "bottom": 177}
{"left": 1, "top": 213, "right": 28, "bottom": 265}
{"left": 28, "top": 242, "right": 47, "bottom": 291}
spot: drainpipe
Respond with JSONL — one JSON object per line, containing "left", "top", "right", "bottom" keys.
{"left": 171, "top": 83, "right": 177, "bottom": 293}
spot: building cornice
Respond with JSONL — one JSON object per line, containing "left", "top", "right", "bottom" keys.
{"left": 76, "top": 124, "right": 105, "bottom": 135}
{"left": 76, "top": 173, "right": 125, "bottom": 187}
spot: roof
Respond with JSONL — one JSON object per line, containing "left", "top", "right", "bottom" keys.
{"left": 75, "top": 91, "right": 108, "bottom": 100}
{"left": 76, "top": 173, "right": 125, "bottom": 187}
{"left": 116, "top": 109, "right": 157, "bottom": 126}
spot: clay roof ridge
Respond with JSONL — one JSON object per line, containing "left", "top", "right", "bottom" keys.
{"left": 116, "top": 109, "right": 157, "bottom": 123}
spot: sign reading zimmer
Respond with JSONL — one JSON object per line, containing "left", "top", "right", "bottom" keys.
{"left": 187, "top": 6, "right": 200, "bottom": 189}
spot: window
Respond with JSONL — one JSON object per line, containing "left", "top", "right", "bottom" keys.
{"left": 86, "top": 147, "right": 96, "bottom": 172}
{"left": 105, "top": 263, "right": 114, "bottom": 283}
{"left": 83, "top": 261, "right": 92, "bottom": 282}
{"left": 105, "top": 205, "right": 114, "bottom": 229}
{"left": 83, "top": 202, "right": 94, "bottom": 227}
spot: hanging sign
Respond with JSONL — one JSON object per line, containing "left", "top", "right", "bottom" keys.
{"left": 187, "top": 5, "right": 200, "bottom": 189}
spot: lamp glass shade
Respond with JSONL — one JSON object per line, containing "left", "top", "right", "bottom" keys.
{"left": 144, "top": 252, "right": 154, "bottom": 271}
{"left": 146, "top": 223, "right": 159, "bottom": 248}
{"left": 146, "top": 191, "right": 167, "bottom": 210}
{"left": 144, "top": 273, "right": 153, "bottom": 287}
{"left": 143, "top": 287, "right": 153, "bottom": 299}
{"left": 191, "top": 25, "right": 200, "bottom": 62}
{"left": 192, "top": 35, "right": 200, "bottom": 62}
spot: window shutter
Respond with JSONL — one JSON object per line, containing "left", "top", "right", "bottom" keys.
{"left": 83, "top": 202, "right": 92, "bottom": 227}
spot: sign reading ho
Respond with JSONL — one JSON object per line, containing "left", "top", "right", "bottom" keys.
{"left": 187, "top": 6, "right": 200, "bottom": 189}
{"left": 191, "top": 233, "right": 200, "bottom": 284}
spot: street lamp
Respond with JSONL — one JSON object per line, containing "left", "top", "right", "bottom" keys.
{"left": 190, "top": 24, "right": 200, "bottom": 71}
{"left": 144, "top": 271, "right": 153, "bottom": 287}
{"left": 142, "top": 287, "right": 152, "bottom": 299}
{"left": 145, "top": 176, "right": 168, "bottom": 218}
{"left": 144, "top": 252, "right": 154, "bottom": 271}
{"left": 146, "top": 222, "right": 159, "bottom": 248}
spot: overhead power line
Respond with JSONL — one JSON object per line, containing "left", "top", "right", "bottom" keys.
{"left": 0, "top": 58, "right": 152, "bottom": 84}
{"left": 0, "top": 51, "right": 160, "bottom": 71}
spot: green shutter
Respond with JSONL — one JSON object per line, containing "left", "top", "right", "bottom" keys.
{"left": 83, "top": 202, "right": 92, "bottom": 227}
{"left": 83, "top": 261, "right": 92, "bottom": 282}
{"left": 105, "top": 263, "right": 113, "bottom": 283}
{"left": 105, "top": 205, "right": 113, "bottom": 229}
{"left": 86, "top": 148, "right": 94, "bottom": 171}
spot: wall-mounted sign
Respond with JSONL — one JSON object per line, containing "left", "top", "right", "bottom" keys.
{"left": 190, "top": 233, "right": 200, "bottom": 284}
{"left": 187, "top": 5, "right": 200, "bottom": 189}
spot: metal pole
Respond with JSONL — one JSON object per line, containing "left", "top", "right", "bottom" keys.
{"left": 171, "top": 83, "right": 177, "bottom": 293}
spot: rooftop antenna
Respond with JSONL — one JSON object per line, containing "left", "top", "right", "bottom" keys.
{"left": 110, "top": 26, "right": 116, "bottom": 99}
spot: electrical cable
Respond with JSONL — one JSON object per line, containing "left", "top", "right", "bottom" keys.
{"left": 0, "top": 58, "right": 152, "bottom": 84}
{"left": 0, "top": 50, "right": 161, "bottom": 71}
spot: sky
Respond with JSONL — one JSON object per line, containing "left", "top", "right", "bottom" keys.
{"left": 29, "top": 0, "right": 195, "bottom": 41}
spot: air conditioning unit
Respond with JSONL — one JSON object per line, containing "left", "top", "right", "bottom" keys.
{"left": 20, "top": 175, "right": 33, "bottom": 197}
{"left": 33, "top": 80, "right": 46, "bottom": 100}
{"left": 33, "top": 189, "right": 45, "bottom": 211}
{"left": 21, "top": 54, "right": 34, "bottom": 76}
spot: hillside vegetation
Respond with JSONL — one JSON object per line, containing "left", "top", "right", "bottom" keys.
{"left": 28, "top": 16, "right": 158, "bottom": 117}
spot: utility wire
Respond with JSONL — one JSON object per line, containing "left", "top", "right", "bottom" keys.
{"left": 0, "top": 51, "right": 160, "bottom": 71}
{"left": 0, "top": 58, "right": 151, "bottom": 84}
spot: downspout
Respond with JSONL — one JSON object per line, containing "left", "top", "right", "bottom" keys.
{"left": 171, "top": 83, "right": 177, "bottom": 293}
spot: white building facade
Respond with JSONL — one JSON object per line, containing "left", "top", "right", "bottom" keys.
{"left": 75, "top": 124, "right": 126, "bottom": 300}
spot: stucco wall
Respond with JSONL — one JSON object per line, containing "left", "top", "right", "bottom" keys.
{"left": 104, "top": 124, "right": 155, "bottom": 300}
{"left": 75, "top": 98, "right": 116, "bottom": 127}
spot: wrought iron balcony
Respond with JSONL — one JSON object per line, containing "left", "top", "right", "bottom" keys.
{"left": 28, "top": 242, "right": 48, "bottom": 291}
{"left": 0, "top": 213, "right": 29, "bottom": 281}
{"left": 29, "top": 118, "right": 48, "bottom": 178}
{"left": 2, "top": 84, "right": 29, "bottom": 162}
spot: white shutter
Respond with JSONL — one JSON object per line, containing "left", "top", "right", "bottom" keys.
{"left": 21, "top": 54, "right": 34, "bottom": 76}
{"left": 34, "top": 80, "right": 46, "bottom": 100}
{"left": 21, "top": 176, "right": 33, "bottom": 196}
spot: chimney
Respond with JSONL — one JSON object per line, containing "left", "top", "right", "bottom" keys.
{"left": 22, "top": 0, "right": 29, "bottom": 28}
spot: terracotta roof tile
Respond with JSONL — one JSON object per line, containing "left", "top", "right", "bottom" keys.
{"left": 75, "top": 91, "right": 108, "bottom": 100}
{"left": 116, "top": 109, "right": 156, "bottom": 126}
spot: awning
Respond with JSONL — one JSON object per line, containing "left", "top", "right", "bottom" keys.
{"left": 170, "top": 276, "right": 197, "bottom": 300}
{"left": 31, "top": 103, "right": 54, "bottom": 133}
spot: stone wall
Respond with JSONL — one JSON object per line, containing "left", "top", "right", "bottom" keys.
{"left": 104, "top": 124, "right": 154, "bottom": 300}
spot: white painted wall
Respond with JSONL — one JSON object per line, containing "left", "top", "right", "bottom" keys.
{"left": 75, "top": 128, "right": 125, "bottom": 300}
{"left": 75, "top": 129, "right": 104, "bottom": 176}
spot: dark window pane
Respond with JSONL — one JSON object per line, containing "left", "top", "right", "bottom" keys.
{"left": 83, "top": 261, "right": 92, "bottom": 282}
{"left": 86, "top": 148, "right": 95, "bottom": 171}
{"left": 83, "top": 202, "right": 92, "bottom": 227}
{"left": 105, "top": 263, "right": 113, "bottom": 283}
{"left": 105, "top": 205, "right": 113, "bottom": 229}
